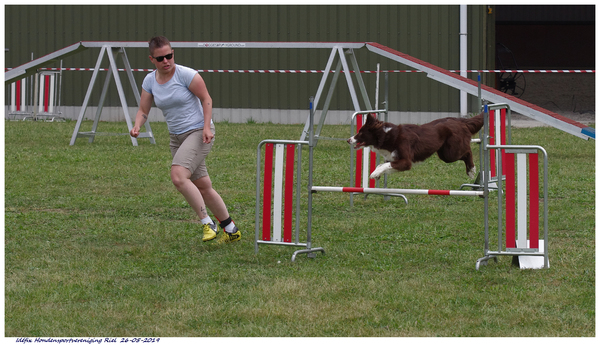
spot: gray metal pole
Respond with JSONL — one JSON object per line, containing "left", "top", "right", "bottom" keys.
{"left": 306, "top": 96, "right": 315, "bottom": 250}
{"left": 349, "top": 112, "right": 355, "bottom": 207}
{"left": 478, "top": 74, "right": 483, "bottom": 184}
{"left": 57, "top": 60, "right": 63, "bottom": 114}
{"left": 29, "top": 53, "right": 34, "bottom": 113}
{"left": 254, "top": 142, "right": 263, "bottom": 254}
{"left": 483, "top": 104, "right": 490, "bottom": 256}
{"left": 295, "top": 143, "right": 302, "bottom": 244}
{"left": 291, "top": 96, "right": 325, "bottom": 261}
{"left": 543, "top": 149, "right": 549, "bottom": 268}
{"left": 383, "top": 71, "right": 390, "bottom": 195}
{"left": 33, "top": 72, "right": 38, "bottom": 117}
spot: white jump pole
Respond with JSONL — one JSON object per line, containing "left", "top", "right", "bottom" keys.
{"left": 361, "top": 63, "right": 381, "bottom": 188}
{"left": 312, "top": 186, "right": 484, "bottom": 197}
{"left": 49, "top": 74, "right": 56, "bottom": 113}
{"left": 38, "top": 74, "right": 45, "bottom": 113}
{"left": 272, "top": 143, "right": 285, "bottom": 242}
{"left": 10, "top": 82, "right": 16, "bottom": 112}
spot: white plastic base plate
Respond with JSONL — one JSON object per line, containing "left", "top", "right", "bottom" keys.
{"left": 518, "top": 240, "right": 548, "bottom": 269}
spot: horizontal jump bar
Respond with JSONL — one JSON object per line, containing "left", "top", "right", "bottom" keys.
{"left": 312, "top": 186, "right": 484, "bottom": 196}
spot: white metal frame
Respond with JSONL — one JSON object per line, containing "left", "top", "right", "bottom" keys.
{"left": 69, "top": 45, "right": 155, "bottom": 146}
{"left": 69, "top": 41, "right": 365, "bottom": 146}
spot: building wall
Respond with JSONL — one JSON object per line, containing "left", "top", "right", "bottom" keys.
{"left": 5, "top": 5, "right": 494, "bottom": 123}
{"left": 494, "top": 5, "right": 595, "bottom": 116}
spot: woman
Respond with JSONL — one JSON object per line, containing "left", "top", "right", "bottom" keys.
{"left": 130, "top": 36, "right": 240, "bottom": 244}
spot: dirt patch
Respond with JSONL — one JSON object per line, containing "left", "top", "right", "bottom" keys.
{"left": 505, "top": 73, "right": 595, "bottom": 127}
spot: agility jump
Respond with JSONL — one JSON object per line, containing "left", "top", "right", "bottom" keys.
{"left": 254, "top": 98, "right": 324, "bottom": 262}
{"left": 255, "top": 99, "right": 549, "bottom": 269}
{"left": 7, "top": 70, "right": 64, "bottom": 122}
{"left": 347, "top": 76, "right": 512, "bottom": 205}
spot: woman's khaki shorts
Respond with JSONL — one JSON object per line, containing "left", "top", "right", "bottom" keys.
{"left": 169, "top": 124, "right": 216, "bottom": 181}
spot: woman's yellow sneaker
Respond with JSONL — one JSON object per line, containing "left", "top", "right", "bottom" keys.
{"left": 202, "top": 223, "right": 218, "bottom": 242}
{"left": 215, "top": 228, "right": 241, "bottom": 244}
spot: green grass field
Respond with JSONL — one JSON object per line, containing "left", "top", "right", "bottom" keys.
{"left": 4, "top": 119, "right": 595, "bottom": 337}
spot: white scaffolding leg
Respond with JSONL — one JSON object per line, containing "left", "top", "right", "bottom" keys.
{"left": 70, "top": 45, "right": 155, "bottom": 146}
{"left": 300, "top": 47, "right": 338, "bottom": 142}
{"left": 300, "top": 47, "right": 371, "bottom": 142}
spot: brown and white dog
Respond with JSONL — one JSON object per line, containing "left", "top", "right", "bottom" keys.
{"left": 347, "top": 113, "right": 484, "bottom": 180}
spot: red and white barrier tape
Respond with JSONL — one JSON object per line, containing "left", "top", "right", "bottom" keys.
{"left": 6, "top": 68, "right": 596, "bottom": 74}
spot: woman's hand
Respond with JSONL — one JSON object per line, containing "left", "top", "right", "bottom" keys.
{"left": 203, "top": 126, "right": 214, "bottom": 143}
{"left": 130, "top": 125, "right": 141, "bottom": 138}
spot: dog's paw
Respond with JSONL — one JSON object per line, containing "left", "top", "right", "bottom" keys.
{"left": 369, "top": 171, "right": 381, "bottom": 180}
{"left": 468, "top": 166, "right": 476, "bottom": 179}
{"left": 370, "top": 162, "right": 391, "bottom": 180}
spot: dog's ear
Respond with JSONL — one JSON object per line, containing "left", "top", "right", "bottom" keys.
{"left": 366, "top": 113, "right": 377, "bottom": 124}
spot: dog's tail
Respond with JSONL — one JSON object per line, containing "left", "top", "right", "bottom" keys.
{"left": 465, "top": 112, "right": 484, "bottom": 135}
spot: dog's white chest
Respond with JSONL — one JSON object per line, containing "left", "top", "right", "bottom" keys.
{"left": 371, "top": 147, "right": 397, "bottom": 161}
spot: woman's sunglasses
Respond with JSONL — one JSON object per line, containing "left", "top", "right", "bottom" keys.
{"left": 153, "top": 52, "right": 173, "bottom": 62}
